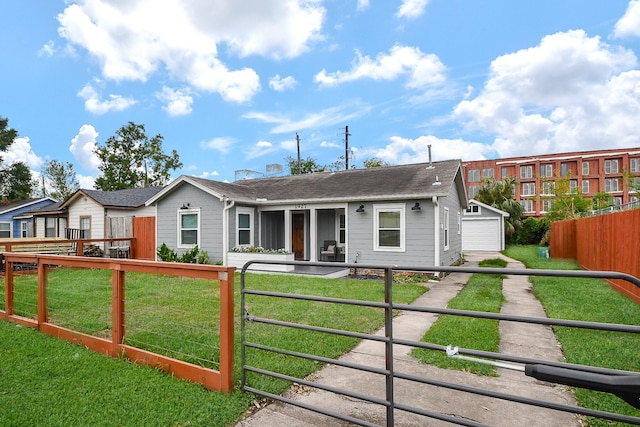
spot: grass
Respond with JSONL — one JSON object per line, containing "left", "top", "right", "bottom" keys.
{"left": 412, "top": 258, "right": 506, "bottom": 375}
{"left": 0, "top": 268, "right": 427, "bottom": 427}
{"left": 503, "top": 245, "right": 640, "bottom": 426}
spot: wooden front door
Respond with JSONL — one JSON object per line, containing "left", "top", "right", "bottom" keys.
{"left": 292, "top": 212, "right": 305, "bottom": 260}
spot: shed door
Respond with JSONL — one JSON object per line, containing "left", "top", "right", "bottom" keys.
{"left": 462, "top": 218, "right": 500, "bottom": 251}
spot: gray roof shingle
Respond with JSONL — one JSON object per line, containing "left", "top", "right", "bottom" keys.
{"left": 68, "top": 187, "right": 165, "bottom": 209}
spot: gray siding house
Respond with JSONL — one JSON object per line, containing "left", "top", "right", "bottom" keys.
{"left": 146, "top": 159, "right": 467, "bottom": 268}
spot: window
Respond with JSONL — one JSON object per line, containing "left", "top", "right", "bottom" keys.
{"left": 631, "top": 158, "right": 640, "bottom": 173}
{"left": 560, "top": 163, "right": 569, "bottom": 177}
{"left": 178, "top": 210, "right": 199, "bottom": 247}
{"left": 582, "top": 180, "right": 590, "bottom": 194}
{"left": 604, "top": 159, "right": 619, "bottom": 174}
{"left": 542, "top": 199, "right": 553, "bottom": 212}
{"left": 521, "top": 182, "right": 536, "bottom": 196}
{"left": 443, "top": 208, "right": 450, "bottom": 251}
{"left": 482, "top": 168, "right": 494, "bottom": 179}
{"left": 457, "top": 211, "right": 461, "bottom": 235}
{"left": 0, "top": 222, "right": 10, "bottom": 238}
{"left": 469, "top": 185, "right": 479, "bottom": 199}
{"left": 468, "top": 169, "right": 480, "bottom": 182}
{"left": 605, "top": 178, "right": 619, "bottom": 192}
{"left": 80, "top": 216, "right": 91, "bottom": 239}
{"left": 542, "top": 181, "right": 555, "bottom": 195}
{"left": 540, "top": 164, "right": 552, "bottom": 178}
{"left": 21, "top": 221, "right": 28, "bottom": 238}
{"left": 237, "top": 209, "right": 253, "bottom": 247}
{"left": 374, "top": 205, "right": 405, "bottom": 251}
{"left": 569, "top": 180, "right": 577, "bottom": 194}
{"left": 339, "top": 214, "right": 346, "bottom": 244}
{"left": 614, "top": 197, "right": 623, "bottom": 206}
{"left": 582, "top": 161, "right": 589, "bottom": 175}
{"left": 45, "top": 217, "right": 56, "bottom": 237}
{"left": 630, "top": 177, "right": 640, "bottom": 192}
{"left": 520, "top": 199, "right": 534, "bottom": 213}
{"left": 465, "top": 205, "right": 480, "bottom": 214}
{"left": 520, "top": 165, "right": 533, "bottom": 179}
{"left": 501, "top": 167, "right": 508, "bottom": 179}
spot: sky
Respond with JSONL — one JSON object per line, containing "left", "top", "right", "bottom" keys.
{"left": 1, "top": 1, "right": 640, "bottom": 188}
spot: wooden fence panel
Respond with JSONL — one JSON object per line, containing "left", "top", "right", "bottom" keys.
{"left": 133, "top": 216, "right": 156, "bottom": 260}
{"left": 551, "top": 209, "right": 640, "bottom": 303}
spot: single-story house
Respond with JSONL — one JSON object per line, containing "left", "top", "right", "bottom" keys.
{"left": 461, "top": 199, "right": 509, "bottom": 252}
{"left": 60, "top": 187, "right": 163, "bottom": 244}
{"left": 16, "top": 201, "right": 67, "bottom": 238}
{"left": 0, "top": 197, "right": 57, "bottom": 238}
{"left": 146, "top": 159, "right": 468, "bottom": 269}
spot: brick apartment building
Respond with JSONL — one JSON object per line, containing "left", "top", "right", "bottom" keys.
{"left": 462, "top": 147, "right": 640, "bottom": 217}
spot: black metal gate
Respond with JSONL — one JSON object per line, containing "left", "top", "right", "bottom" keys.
{"left": 240, "top": 261, "right": 640, "bottom": 426}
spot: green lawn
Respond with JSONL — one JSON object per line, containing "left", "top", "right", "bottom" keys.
{"left": 0, "top": 269, "right": 426, "bottom": 427}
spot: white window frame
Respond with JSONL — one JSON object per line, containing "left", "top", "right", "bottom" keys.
{"left": 443, "top": 208, "right": 450, "bottom": 251}
{"left": 21, "top": 221, "right": 28, "bottom": 238}
{"left": 501, "top": 167, "right": 508, "bottom": 179}
{"left": 0, "top": 222, "right": 11, "bottom": 238}
{"left": 582, "top": 161, "right": 589, "bottom": 175}
{"left": 582, "top": 180, "right": 590, "bottom": 194}
{"left": 373, "top": 204, "right": 405, "bottom": 252}
{"left": 236, "top": 207, "right": 254, "bottom": 248}
{"left": 604, "top": 159, "right": 619, "bottom": 174}
{"left": 465, "top": 205, "right": 481, "bottom": 215}
{"left": 631, "top": 158, "right": 640, "bottom": 173}
{"left": 482, "top": 168, "right": 494, "bottom": 179}
{"left": 45, "top": 217, "right": 56, "bottom": 238}
{"left": 542, "top": 199, "right": 553, "bottom": 212}
{"left": 178, "top": 208, "right": 200, "bottom": 248}
{"left": 542, "top": 181, "right": 554, "bottom": 195}
{"left": 469, "top": 185, "right": 479, "bottom": 199}
{"left": 560, "top": 163, "right": 569, "bottom": 177}
{"left": 520, "top": 165, "right": 532, "bottom": 179}
{"left": 569, "top": 180, "right": 577, "bottom": 194}
{"left": 468, "top": 169, "right": 480, "bottom": 182}
{"left": 605, "top": 178, "right": 619, "bottom": 193}
{"left": 520, "top": 199, "right": 534, "bottom": 213}
{"left": 522, "top": 182, "right": 536, "bottom": 196}
{"left": 540, "top": 164, "right": 552, "bottom": 178}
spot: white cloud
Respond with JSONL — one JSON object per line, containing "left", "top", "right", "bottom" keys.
{"left": 245, "top": 140, "right": 275, "bottom": 160}
{"left": 269, "top": 74, "right": 298, "bottom": 92}
{"left": 156, "top": 86, "right": 193, "bottom": 116}
{"left": 199, "top": 170, "right": 220, "bottom": 179}
{"left": 69, "top": 124, "right": 101, "bottom": 171}
{"left": 78, "top": 83, "right": 137, "bottom": 114}
{"left": 453, "top": 30, "right": 640, "bottom": 158}
{"left": 373, "top": 135, "right": 491, "bottom": 165}
{"left": 39, "top": 40, "right": 55, "bottom": 57}
{"left": 200, "top": 136, "right": 236, "bottom": 153}
{"left": 357, "top": 0, "right": 370, "bottom": 11}
{"left": 56, "top": 0, "right": 325, "bottom": 103}
{"left": 77, "top": 174, "right": 96, "bottom": 189}
{"left": 396, "top": 0, "right": 430, "bottom": 20}
{"left": 1, "top": 137, "right": 44, "bottom": 169}
{"left": 314, "top": 45, "right": 445, "bottom": 89}
{"left": 614, "top": 0, "right": 640, "bottom": 38}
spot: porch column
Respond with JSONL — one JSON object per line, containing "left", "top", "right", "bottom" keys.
{"left": 310, "top": 208, "right": 317, "bottom": 261}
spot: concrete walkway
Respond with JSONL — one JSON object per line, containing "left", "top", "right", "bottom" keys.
{"left": 235, "top": 252, "right": 579, "bottom": 426}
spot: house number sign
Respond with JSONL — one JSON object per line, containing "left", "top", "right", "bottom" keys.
{"left": 294, "top": 204, "right": 307, "bottom": 209}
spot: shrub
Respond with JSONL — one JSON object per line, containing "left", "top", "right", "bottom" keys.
{"left": 156, "top": 243, "right": 210, "bottom": 264}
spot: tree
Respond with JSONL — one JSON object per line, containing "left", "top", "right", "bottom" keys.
{"left": 545, "top": 173, "right": 591, "bottom": 221}
{"left": 363, "top": 157, "right": 390, "bottom": 168}
{"left": 474, "top": 176, "right": 524, "bottom": 241}
{"left": 0, "top": 117, "right": 34, "bottom": 201}
{"left": 43, "top": 160, "right": 79, "bottom": 201}
{"left": 94, "top": 122, "right": 182, "bottom": 190}
{"left": 591, "top": 191, "right": 613, "bottom": 211}
{"left": 285, "top": 155, "right": 326, "bottom": 175}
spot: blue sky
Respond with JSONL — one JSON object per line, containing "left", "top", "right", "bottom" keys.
{"left": 1, "top": 1, "right": 640, "bottom": 188}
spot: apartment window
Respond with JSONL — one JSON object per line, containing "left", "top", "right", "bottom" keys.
{"left": 469, "top": 185, "right": 479, "bottom": 199}
{"left": 604, "top": 159, "right": 619, "bottom": 174}
{"left": 629, "top": 177, "right": 640, "bottom": 193}
{"left": 45, "top": 217, "right": 56, "bottom": 237}
{"left": 443, "top": 208, "right": 450, "bottom": 251}
{"left": 582, "top": 161, "right": 589, "bottom": 175}
{"left": 178, "top": 210, "right": 199, "bottom": 247}
{"left": 540, "top": 164, "right": 552, "bottom": 178}
{"left": 569, "top": 180, "right": 577, "bottom": 194}
{"left": 582, "top": 180, "right": 590, "bottom": 194}
{"left": 520, "top": 199, "right": 534, "bottom": 213}
{"left": 80, "top": 216, "right": 91, "bottom": 239}
{"left": 542, "top": 199, "right": 553, "bottom": 212}
{"left": 631, "top": 158, "right": 640, "bottom": 173}
{"left": 520, "top": 165, "right": 533, "bottom": 179}
{"left": 521, "top": 182, "right": 536, "bottom": 196}
{"left": 465, "top": 205, "right": 480, "bottom": 214}
{"left": 560, "top": 163, "right": 569, "bottom": 177}
{"left": 468, "top": 169, "right": 480, "bottom": 182}
{"left": 482, "top": 168, "right": 494, "bottom": 179}
{"left": 237, "top": 208, "right": 253, "bottom": 247}
{"left": 374, "top": 204, "right": 405, "bottom": 251}
{"left": 0, "top": 222, "right": 11, "bottom": 238}
{"left": 605, "top": 178, "right": 619, "bottom": 192}
{"left": 614, "top": 197, "right": 623, "bottom": 206}
{"left": 501, "top": 167, "right": 508, "bottom": 179}
{"left": 542, "top": 181, "right": 555, "bottom": 195}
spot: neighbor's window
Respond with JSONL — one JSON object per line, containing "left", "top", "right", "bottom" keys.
{"left": 374, "top": 204, "right": 405, "bottom": 251}
{"left": 237, "top": 208, "right": 253, "bottom": 247}
{"left": 0, "top": 222, "right": 11, "bottom": 238}
{"left": 631, "top": 158, "right": 640, "bottom": 173}
{"left": 520, "top": 199, "right": 534, "bottom": 213}
{"left": 605, "top": 178, "right": 619, "bottom": 193}
{"left": 560, "top": 163, "right": 569, "bottom": 177}
{"left": 520, "top": 165, "right": 533, "bottom": 179}
{"left": 542, "top": 181, "right": 555, "bottom": 195}
{"left": 542, "top": 199, "right": 553, "bottom": 212}
{"left": 468, "top": 169, "right": 480, "bottom": 182}
{"left": 582, "top": 180, "right": 590, "bottom": 194}
{"left": 521, "top": 182, "right": 536, "bottom": 196}
{"left": 482, "top": 168, "right": 494, "bottom": 179}
{"left": 569, "top": 180, "right": 577, "bottom": 194}
{"left": 540, "top": 164, "right": 552, "bottom": 178}
{"left": 604, "top": 159, "right": 619, "bottom": 174}
{"left": 468, "top": 185, "right": 479, "bottom": 199}
{"left": 45, "top": 217, "right": 56, "bottom": 237}
{"left": 179, "top": 210, "right": 199, "bottom": 247}
{"left": 629, "top": 177, "right": 640, "bottom": 192}
{"left": 501, "top": 167, "right": 509, "bottom": 179}
{"left": 21, "top": 221, "right": 28, "bottom": 238}
{"left": 80, "top": 216, "right": 91, "bottom": 239}
{"left": 582, "top": 161, "right": 589, "bottom": 175}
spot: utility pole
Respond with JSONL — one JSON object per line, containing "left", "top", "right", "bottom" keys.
{"left": 345, "top": 125, "right": 351, "bottom": 170}
{"left": 296, "top": 133, "right": 301, "bottom": 174}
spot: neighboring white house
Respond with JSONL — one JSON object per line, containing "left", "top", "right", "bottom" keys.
{"left": 461, "top": 199, "right": 509, "bottom": 252}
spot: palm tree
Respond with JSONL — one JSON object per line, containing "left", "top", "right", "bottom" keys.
{"left": 474, "top": 177, "right": 524, "bottom": 240}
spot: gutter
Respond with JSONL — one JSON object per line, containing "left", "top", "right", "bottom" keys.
{"left": 432, "top": 195, "right": 440, "bottom": 268}
{"left": 222, "top": 196, "right": 235, "bottom": 266}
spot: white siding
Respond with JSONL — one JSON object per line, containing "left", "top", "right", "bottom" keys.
{"left": 68, "top": 196, "right": 104, "bottom": 239}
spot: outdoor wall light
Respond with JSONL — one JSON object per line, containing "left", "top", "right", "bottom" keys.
{"left": 411, "top": 202, "right": 421, "bottom": 211}
{"left": 180, "top": 203, "right": 191, "bottom": 209}
{"left": 356, "top": 204, "right": 365, "bottom": 213}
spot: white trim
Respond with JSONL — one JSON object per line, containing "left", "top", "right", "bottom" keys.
{"left": 236, "top": 207, "right": 254, "bottom": 248}
{"left": 444, "top": 207, "right": 450, "bottom": 251}
{"left": 0, "top": 221, "right": 12, "bottom": 238}
{"left": 177, "top": 208, "right": 201, "bottom": 248}
{"left": 373, "top": 203, "right": 405, "bottom": 252}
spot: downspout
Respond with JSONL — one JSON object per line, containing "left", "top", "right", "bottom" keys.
{"left": 432, "top": 195, "right": 440, "bottom": 268}
{"left": 222, "top": 196, "right": 235, "bottom": 266}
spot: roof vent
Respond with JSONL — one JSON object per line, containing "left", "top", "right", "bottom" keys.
{"left": 426, "top": 144, "right": 435, "bottom": 169}
{"left": 432, "top": 175, "right": 442, "bottom": 186}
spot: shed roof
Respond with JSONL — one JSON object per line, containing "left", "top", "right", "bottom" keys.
{"left": 63, "top": 187, "right": 164, "bottom": 209}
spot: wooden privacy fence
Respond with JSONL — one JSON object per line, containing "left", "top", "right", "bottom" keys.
{"left": 0, "top": 253, "right": 236, "bottom": 392}
{"left": 550, "top": 209, "right": 640, "bottom": 303}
